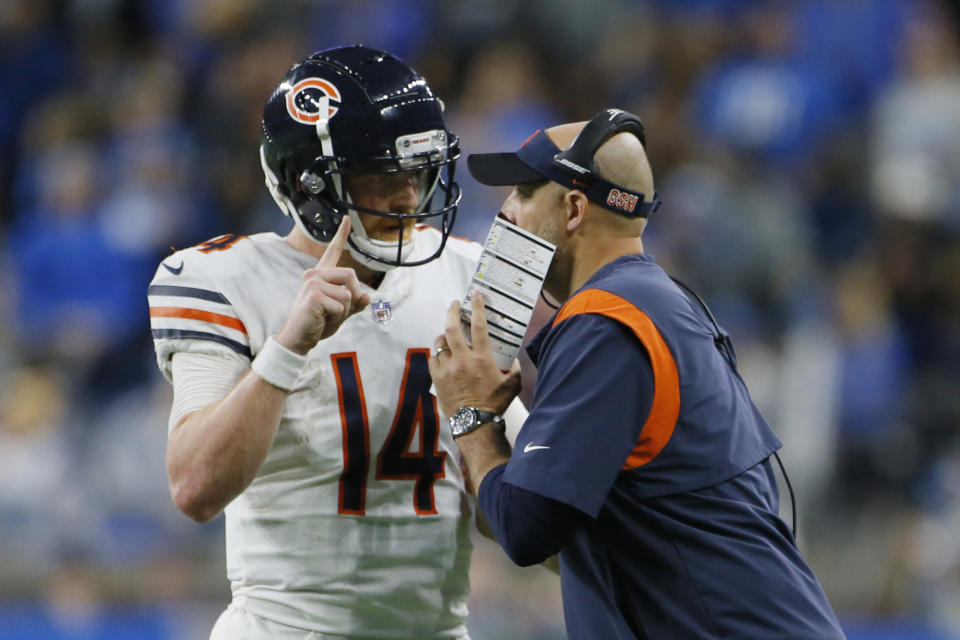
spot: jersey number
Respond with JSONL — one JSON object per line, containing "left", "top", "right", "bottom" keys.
{"left": 331, "top": 349, "right": 446, "bottom": 516}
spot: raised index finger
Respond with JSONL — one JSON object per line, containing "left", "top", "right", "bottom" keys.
{"left": 317, "top": 216, "right": 352, "bottom": 269}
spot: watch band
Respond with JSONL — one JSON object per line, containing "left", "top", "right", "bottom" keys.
{"left": 472, "top": 409, "right": 505, "bottom": 429}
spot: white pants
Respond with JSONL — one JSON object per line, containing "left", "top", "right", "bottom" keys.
{"left": 210, "top": 605, "right": 355, "bottom": 640}
{"left": 210, "top": 604, "right": 471, "bottom": 640}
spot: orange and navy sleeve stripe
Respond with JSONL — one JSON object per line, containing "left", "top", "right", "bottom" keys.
{"left": 147, "top": 284, "right": 250, "bottom": 357}
{"left": 553, "top": 288, "right": 681, "bottom": 469}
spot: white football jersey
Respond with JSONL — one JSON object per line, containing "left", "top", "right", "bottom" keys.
{"left": 148, "top": 227, "right": 481, "bottom": 639}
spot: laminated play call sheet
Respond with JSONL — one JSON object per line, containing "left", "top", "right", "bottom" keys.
{"left": 462, "top": 217, "right": 557, "bottom": 369}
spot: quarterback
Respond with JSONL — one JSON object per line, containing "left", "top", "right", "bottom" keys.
{"left": 148, "top": 46, "right": 501, "bottom": 639}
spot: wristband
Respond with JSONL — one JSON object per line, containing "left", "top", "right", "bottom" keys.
{"left": 251, "top": 336, "right": 307, "bottom": 392}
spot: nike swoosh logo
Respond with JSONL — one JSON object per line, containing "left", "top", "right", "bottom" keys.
{"left": 523, "top": 443, "right": 550, "bottom": 453}
{"left": 163, "top": 261, "right": 184, "bottom": 275}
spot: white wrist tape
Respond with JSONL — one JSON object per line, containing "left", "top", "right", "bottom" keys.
{"left": 251, "top": 336, "right": 307, "bottom": 392}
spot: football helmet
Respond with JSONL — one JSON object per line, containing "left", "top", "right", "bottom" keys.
{"left": 260, "top": 45, "right": 461, "bottom": 270}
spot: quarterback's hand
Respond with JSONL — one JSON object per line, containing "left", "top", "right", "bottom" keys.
{"left": 275, "top": 217, "right": 371, "bottom": 355}
{"left": 428, "top": 291, "right": 522, "bottom": 417}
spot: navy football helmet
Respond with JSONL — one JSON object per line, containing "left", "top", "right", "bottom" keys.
{"left": 260, "top": 45, "right": 461, "bottom": 270}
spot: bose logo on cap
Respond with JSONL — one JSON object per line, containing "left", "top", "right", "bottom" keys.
{"left": 556, "top": 157, "right": 589, "bottom": 174}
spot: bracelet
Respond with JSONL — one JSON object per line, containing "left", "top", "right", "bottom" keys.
{"left": 251, "top": 336, "right": 307, "bottom": 392}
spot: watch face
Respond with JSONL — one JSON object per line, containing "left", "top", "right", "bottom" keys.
{"left": 451, "top": 408, "right": 476, "bottom": 434}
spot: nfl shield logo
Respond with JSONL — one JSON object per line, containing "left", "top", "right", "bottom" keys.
{"left": 371, "top": 299, "right": 392, "bottom": 324}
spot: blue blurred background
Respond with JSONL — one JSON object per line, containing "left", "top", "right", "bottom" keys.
{"left": 1, "top": 0, "right": 959, "bottom": 638}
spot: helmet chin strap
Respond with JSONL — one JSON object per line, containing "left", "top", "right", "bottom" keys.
{"left": 283, "top": 199, "right": 403, "bottom": 273}
{"left": 285, "top": 207, "right": 413, "bottom": 273}
{"left": 343, "top": 210, "right": 415, "bottom": 272}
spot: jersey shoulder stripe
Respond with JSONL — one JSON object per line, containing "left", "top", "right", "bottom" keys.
{"left": 151, "top": 329, "right": 251, "bottom": 357}
{"left": 149, "top": 306, "right": 247, "bottom": 334}
{"left": 149, "top": 282, "right": 247, "bottom": 344}
{"left": 149, "top": 245, "right": 255, "bottom": 379}
{"left": 147, "top": 284, "right": 231, "bottom": 304}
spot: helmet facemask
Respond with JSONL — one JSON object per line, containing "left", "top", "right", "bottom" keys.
{"left": 296, "top": 125, "right": 461, "bottom": 271}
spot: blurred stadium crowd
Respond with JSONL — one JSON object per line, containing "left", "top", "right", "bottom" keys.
{"left": 1, "top": 0, "right": 959, "bottom": 638}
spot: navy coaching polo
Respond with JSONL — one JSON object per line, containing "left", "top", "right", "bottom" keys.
{"left": 503, "top": 254, "right": 844, "bottom": 639}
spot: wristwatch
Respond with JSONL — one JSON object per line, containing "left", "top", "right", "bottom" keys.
{"left": 449, "top": 407, "right": 505, "bottom": 439}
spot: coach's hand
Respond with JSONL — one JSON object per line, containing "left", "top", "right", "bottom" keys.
{"left": 429, "top": 290, "right": 522, "bottom": 418}
{"left": 275, "top": 217, "right": 371, "bottom": 355}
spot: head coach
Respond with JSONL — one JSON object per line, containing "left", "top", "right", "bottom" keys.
{"left": 428, "top": 109, "right": 846, "bottom": 639}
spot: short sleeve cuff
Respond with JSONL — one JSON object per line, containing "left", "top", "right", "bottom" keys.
{"left": 504, "top": 461, "right": 605, "bottom": 518}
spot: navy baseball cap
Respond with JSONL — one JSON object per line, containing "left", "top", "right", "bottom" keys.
{"left": 467, "top": 109, "right": 661, "bottom": 218}
{"left": 466, "top": 129, "right": 555, "bottom": 186}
